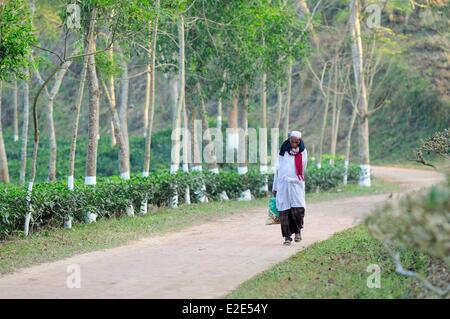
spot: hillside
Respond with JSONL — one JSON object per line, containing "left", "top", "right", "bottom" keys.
{"left": 0, "top": 1, "right": 448, "bottom": 182}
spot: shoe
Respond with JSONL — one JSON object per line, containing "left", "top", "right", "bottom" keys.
{"left": 294, "top": 232, "right": 302, "bottom": 242}
{"left": 283, "top": 238, "right": 292, "bottom": 246}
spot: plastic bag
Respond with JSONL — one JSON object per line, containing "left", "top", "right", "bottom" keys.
{"left": 265, "top": 197, "right": 280, "bottom": 225}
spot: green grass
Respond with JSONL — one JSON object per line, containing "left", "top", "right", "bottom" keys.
{"left": 0, "top": 178, "right": 399, "bottom": 275}
{"left": 226, "top": 225, "right": 429, "bottom": 299}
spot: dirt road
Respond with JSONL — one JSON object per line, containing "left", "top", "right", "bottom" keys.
{"left": 0, "top": 166, "right": 444, "bottom": 298}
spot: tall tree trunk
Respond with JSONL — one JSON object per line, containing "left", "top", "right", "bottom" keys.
{"left": 275, "top": 83, "right": 283, "bottom": 132}
{"left": 238, "top": 84, "right": 250, "bottom": 200}
{"left": 331, "top": 67, "right": 349, "bottom": 165}
{"left": 343, "top": 106, "right": 357, "bottom": 185}
{"left": 182, "top": 99, "right": 191, "bottom": 204}
{"left": 169, "top": 15, "right": 186, "bottom": 208}
{"left": 85, "top": 7, "right": 100, "bottom": 186}
{"left": 101, "top": 79, "right": 129, "bottom": 180}
{"left": 0, "top": 81, "right": 10, "bottom": 183}
{"left": 46, "top": 98, "right": 57, "bottom": 181}
{"left": 261, "top": 73, "right": 267, "bottom": 131}
{"left": 106, "top": 44, "right": 129, "bottom": 179}
{"left": 283, "top": 60, "right": 293, "bottom": 138}
{"left": 227, "top": 90, "right": 239, "bottom": 151}
{"left": 116, "top": 44, "right": 130, "bottom": 177}
{"left": 260, "top": 73, "right": 268, "bottom": 171}
{"left": 329, "top": 59, "right": 339, "bottom": 165}
{"left": 349, "top": 0, "right": 371, "bottom": 186}
{"left": 217, "top": 71, "right": 226, "bottom": 131}
{"left": 143, "top": 20, "right": 152, "bottom": 138}
{"left": 197, "top": 83, "right": 218, "bottom": 172}
{"left": 68, "top": 57, "right": 88, "bottom": 190}
{"left": 47, "top": 61, "right": 71, "bottom": 182}
{"left": 109, "top": 46, "right": 117, "bottom": 148}
{"left": 238, "top": 85, "right": 248, "bottom": 171}
{"left": 101, "top": 44, "right": 129, "bottom": 180}
{"left": 143, "top": 1, "right": 159, "bottom": 177}
{"left": 318, "top": 67, "right": 333, "bottom": 168}
{"left": 332, "top": 102, "right": 343, "bottom": 160}
{"left": 260, "top": 73, "right": 269, "bottom": 192}
{"left": 172, "top": 18, "right": 185, "bottom": 163}
{"left": 13, "top": 81, "right": 19, "bottom": 142}
{"left": 110, "top": 120, "right": 116, "bottom": 146}
{"left": 297, "top": 0, "right": 320, "bottom": 47}
{"left": 188, "top": 102, "right": 202, "bottom": 170}
{"left": 19, "top": 79, "right": 30, "bottom": 186}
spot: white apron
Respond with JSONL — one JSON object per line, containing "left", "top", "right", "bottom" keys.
{"left": 272, "top": 149, "right": 308, "bottom": 212}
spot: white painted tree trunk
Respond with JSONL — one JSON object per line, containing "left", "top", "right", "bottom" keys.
{"left": 182, "top": 99, "right": 191, "bottom": 205}
{"left": 260, "top": 73, "right": 269, "bottom": 193}
{"left": 349, "top": 0, "right": 371, "bottom": 187}
{"left": 140, "top": 16, "right": 159, "bottom": 211}
{"left": 85, "top": 7, "right": 100, "bottom": 188}
{"left": 170, "top": 15, "right": 186, "bottom": 208}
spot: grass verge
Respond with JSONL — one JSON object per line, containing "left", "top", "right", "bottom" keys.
{"left": 226, "top": 225, "right": 431, "bottom": 299}
{"left": 0, "top": 178, "right": 400, "bottom": 275}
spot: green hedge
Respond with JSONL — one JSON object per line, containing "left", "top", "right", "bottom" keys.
{"left": 0, "top": 163, "right": 360, "bottom": 238}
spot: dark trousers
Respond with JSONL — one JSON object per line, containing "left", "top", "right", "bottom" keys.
{"left": 280, "top": 207, "right": 305, "bottom": 239}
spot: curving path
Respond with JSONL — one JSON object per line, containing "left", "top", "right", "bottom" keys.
{"left": 0, "top": 166, "right": 444, "bottom": 298}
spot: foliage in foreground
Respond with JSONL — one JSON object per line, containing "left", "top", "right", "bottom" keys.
{"left": 367, "top": 129, "right": 450, "bottom": 297}
{"left": 227, "top": 225, "right": 433, "bottom": 299}
{"left": 0, "top": 162, "right": 360, "bottom": 238}
{"left": 365, "top": 173, "right": 450, "bottom": 298}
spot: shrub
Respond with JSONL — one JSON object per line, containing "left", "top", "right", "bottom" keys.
{"left": 0, "top": 164, "right": 360, "bottom": 238}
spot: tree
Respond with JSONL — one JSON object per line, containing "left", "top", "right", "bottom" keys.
{"left": 349, "top": 0, "right": 371, "bottom": 186}
{"left": 68, "top": 55, "right": 88, "bottom": 190}
{"left": 115, "top": 43, "right": 130, "bottom": 178}
{"left": 143, "top": 1, "right": 160, "bottom": 177}
{"left": 0, "top": 0, "right": 34, "bottom": 185}
{"left": 12, "top": 81, "right": 19, "bottom": 142}
{"left": 31, "top": 58, "right": 72, "bottom": 182}
{"left": 0, "top": 0, "right": 35, "bottom": 81}
{"left": 84, "top": 5, "right": 100, "bottom": 186}
{"left": 19, "top": 77, "right": 29, "bottom": 186}
{"left": 99, "top": 44, "right": 130, "bottom": 180}
{"left": 0, "top": 81, "right": 10, "bottom": 183}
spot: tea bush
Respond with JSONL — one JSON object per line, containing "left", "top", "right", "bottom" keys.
{"left": 0, "top": 163, "right": 360, "bottom": 238}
